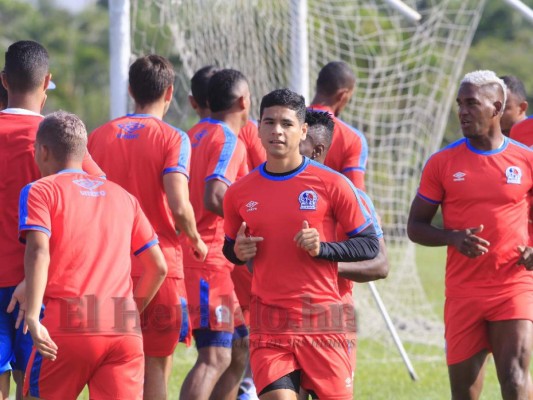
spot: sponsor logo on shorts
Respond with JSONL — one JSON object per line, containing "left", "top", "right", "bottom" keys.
{"left": 245, "top": 201, "right": 258, "bottom": 212}
{"left": 73, "top": 179, "right": 106, "bottom": 197}
{"left": 506, "top": 166, "right": 522, "bottom": 184}
{"left": 116, "top": 122, "right": 144, "bottom": 139}
{"left": 452, "top": 171, "right": 465, "bottom": 181}
{"left": 298, "top": 190, "right": 318, "bottom": 210}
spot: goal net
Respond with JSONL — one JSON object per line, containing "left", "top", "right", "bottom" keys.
{"left": 131, "top": 0, "right": 486, "bottom": 360}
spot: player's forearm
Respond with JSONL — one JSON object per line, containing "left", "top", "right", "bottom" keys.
{"left": 317, "top": 226, "right": 379, "bottom": 262}
{"left": 173, "top": 202, "right": 202, "bottom": 243}
{"left": 407, "top": 221, "right": 457, "bottom": 247}
{"left": 134, "top": 245, "right": 167, "bottom": 313}
{"left": 222, "top": 237, "right": 246, "bottom": 265}
{"left": 24, "top": 240, "right": 49, "bottom": 322}
{"left": 338, "top": 239, "right": 389, "bottom": 282}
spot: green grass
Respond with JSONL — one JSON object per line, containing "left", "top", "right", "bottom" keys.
{"left": 13, "top": 246, "right": 515, "bottom": 398}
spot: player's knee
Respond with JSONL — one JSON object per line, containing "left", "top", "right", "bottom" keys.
{"left": 231, "top": 338, "right": 249, "bottom": 369}
{"left": 198, "top": 346, "right": 232, "bottom": 371}
{"left": 499, "top": 366, "right": 529, "bottom": 397}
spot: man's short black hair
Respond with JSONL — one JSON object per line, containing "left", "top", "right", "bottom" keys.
{"left": 316, "top": 61, "right": 355, "bottom": 97}
{"left": 191, "top": 65, "right": 220, "bottom": 109}
{"left": 259, "top": 88, "right": 306, "bottom": 123}
{"left": 4, "top": 40, "right": 49, "bottom": 93}
{"left": 305, "top": 110, "right": 334, "bottom": 149}
{"left": 501, "top": 75, "right": 527, "bottom": 102}
{"left": 207, "top": 69, "right": 247, "bottom": 113}
{"left": 129, "top": 55, "right": 175, "bottom": 107}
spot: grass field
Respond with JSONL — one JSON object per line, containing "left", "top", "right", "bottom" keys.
{"left": 16, "top": 246, "right": 510, "bottom": 399}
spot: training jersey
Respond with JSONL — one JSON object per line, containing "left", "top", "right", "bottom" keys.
{"left": 417, "top": 136, "right": 533, "bottom": 298}
{"left": 239, "top": 120, "right": 266, "bottom": 171}
{"left": 224, "top": 157, "right": 372, "bottom": 334}
{"left": 18, "top": 170, "right": 157, "bottom": 336}
{"left": 88, "top": 114, "right": 190, "bottom": 278}
{"left": 185, "top": 117, "right": 248, "bottom": 270}
{"left": 510, "top": 116, "right": 533, "bottom": 147}
{"left": 0, "top": 109, "right": 104, "bottom": 287}
{"left": 308, "top": 104, "right": 368, "bottom": 190}
{"left": 337, "top": 189, "right": 384, "bottom": 299}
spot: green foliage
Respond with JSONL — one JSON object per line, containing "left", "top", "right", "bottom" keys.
{"left": 0, "top": 0, "right": 110, "bottom": 131}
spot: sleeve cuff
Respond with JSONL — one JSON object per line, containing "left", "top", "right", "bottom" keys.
{"left": 133, "top": 238, "right": 159, "bottom": 256}
{"left": 18, "top": 225, "right": 51, "bottom": 244}
{"left": 416, "top": 192, "right": 441, "bottom": 205}
{"left": 345, "top": 219, "right": 372, "bottom": 237}
{"left": 163, "top": 166, "right": 189, "bottom": 180}
{"left": 205, "top": 174, "right": 232, "bottom": 186}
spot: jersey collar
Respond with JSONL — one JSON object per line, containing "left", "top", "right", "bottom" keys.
{"left": 57, "top": 169, "right": 87, "bottom": 175}
{"left": 1, "top": 108, "right": 43, "bottom": 117}
{"left": 465, "top": 136, "right": 508, "bottom": 155}
{"left": 259, "top": 157, "right": 310, "bottom": 181}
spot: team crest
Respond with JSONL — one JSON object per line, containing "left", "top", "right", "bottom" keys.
{"left": 215, "top": 305, "right": 231, "bottom": 324}
{"left": 299, "top": 190, "right": 318, "bottom": 210}
{"left": 505, "top": 166, "right": 522, "bottom": 184}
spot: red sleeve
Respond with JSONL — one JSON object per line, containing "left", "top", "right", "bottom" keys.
{"left": 342, "top": 169, "right": 365, "bottom": 191}
{"left": 82, "top": 150, "right": 105, "bottom": 177}
{"left": 329, "top": 175, "right": 372, "bottom": 237}
{"left": 130, "top": 195, "right": 159, "bottom": 256}
{"left": 417, "top": 155, "right": 443, "bottom": 205}
{"left": 223, "top": 185, "right": 242, "bottom": 241}
{"left": 18, "top": 182, "right": 52, "bottom": 242}
{"left": 205, "top": 130, "right": 247, "bottom": 186}
{"left": 239, "top": 121, "right": 266, "bottom": 170}
{"left": 337, "top": 122, "right": 368, "bottom": 188}
{"left": 162, "top": 127, "right": 191, "bottom": 178}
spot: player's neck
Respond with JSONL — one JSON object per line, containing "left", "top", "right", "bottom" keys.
{"left": 265, "top": 153, "right": 304, "bottom": 174}
{"left": 197, "top": 108, "right": 210, "bottom": 119}
{"left": 310, "top": 95, "right": 338, "bottom": 116}
{"left": 210, "top": 111, "right": 243, "bottom": 135}
{"left": 43, "top": 160, "right": 83, "bottom": 177}
{"left": 7, "top": 92, "right": 43, "bottom": 114}
{"left": 468, "top": 129, "right": 505, "bottom": 151}
{"left": 134, "top": 102, "right": 165, "bottom": 119}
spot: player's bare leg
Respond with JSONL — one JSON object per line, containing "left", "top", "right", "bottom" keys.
{"left": 180, "top": 346, "right": 231, "bottom": 400}
{"left": 210, "top": 337, "right": 248, "bottom": 400}
{"left": 144, "top": 355, "right": 173, "bottom": 400}
{"left": 13, "top": 369, "right": 24, "bottom": 400}
{"left": 260, "top": 389, "right": 298, "bottom": 400}
{"left": 0, "top": 371, "right": 10, "bottom": 400}
{"left": 489, "top": 320, "right": 533, "bottom": 400}
{"left": 448, "top": 349, "right": 488, "bottom": 400}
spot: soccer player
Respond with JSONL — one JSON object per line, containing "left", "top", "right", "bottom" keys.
{"left": 300, "top": 109, "right": 389, "bottom": 376}
{"left": 308, "top": 61, "right": 368, "bottom": 189}
{"left": 223, "top": 88, "right": 379, "bottom": 399}
{"left": 20, "top": 111, "right": 167, "bottom": 400}
{"left": 0, "top": 40, "right": 102, "bottom": 400}
{"left": 88, "top": 54, "right": 206, "bottom": 399}
{"left": 500, "top": 75, "right": 528, "bottom": 137}
{"left": 180, "top": 68, "right": 250, "bottom": 400}
{"left": 407, "top": 70, "right": 533, "bottom": 399}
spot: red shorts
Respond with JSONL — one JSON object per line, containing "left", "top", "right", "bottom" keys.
{"left": 445, "top": 290, "right": 533, "bottom": 365}
{"left": 341, "top": 292, "right": 357, "bottom": 372}
{"left": 231, "top": 266, "right": 252, "bottom": 325}
{"left": 184, "top": 266, "right": 245, "bottom": 332}
{"left": 250, "top": 333, "right": 353, "bottom": 399}
{"left": 24, "top": 335, "right": 143, "bottom": 400}
{"left": 133, "top": 277, "right": 191, "bottom": 357}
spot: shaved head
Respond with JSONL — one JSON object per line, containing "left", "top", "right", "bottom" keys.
{"left": 316, "top": 61, "right": 355, "bottom": 97}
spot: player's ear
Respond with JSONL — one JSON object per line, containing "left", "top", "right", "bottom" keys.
{"left": 164, "top": 84, "right": 173, "bottom": 103}
{"left": 494, "top": 100, "right": 503, "bottom": 116}
{"left": 128, "top": 85, "right": 134, "bottom": 100}
{"left": 520, "top": 100, "right": 528, "bottom": 115}
{"left": 301, "top": 122, "right": 308, "bottom": 140}
{"left": 313, "top": 143, "right": 325, "bottom": 160}
{"left": 188, "top": 95, "right": 199, "bottom": 111}
{"left": 237, "top": 95, "right": 246, "bottom": 111}
{"left": 1, "top": 71, "right": 8, "bottom": 91}
{"left": 43, "top": 73, "right": 51, "bottom": 92}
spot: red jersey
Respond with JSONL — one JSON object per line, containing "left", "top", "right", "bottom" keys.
{"left": 239, "top": 120, "right": 266, "bottom": 170}
{"left": 308, "top": 104, "right": 368, "bottom": 190}
{"left": 185, "top": 118, "right": 248, "bottom": 270}
{"left": 88, "top": 114, "right": 191, "bottom": 278}
{"left": 337, "top": 188, "right": 384, "bottom": 298}
{"left": 510, "top": 117, "right": 533, "bottom": 147}
{"left": 0, "top": 109, "right": 103, "bottom": 287}
{"left": 418, "top": 137, "right": 533, "bottom": 297}
{"left": 18, "top": 170, "right": 157, "bottom": 336}
{"left": 224, "top": 158, "right": 372, "bottom": 334}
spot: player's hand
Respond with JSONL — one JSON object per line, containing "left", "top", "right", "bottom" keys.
{"left": 294, "top": 221, "right": 321, "bottom": 257}
{"left": 517, "top": 245, "right": 533, "bottom": 270}
{"left": 6, "top": 280, "right": 26, "bottom": 330}
{"left": 451, "top": 225, "right": 489, "bottom": 258}
{"left": 25, "top": 319, "right": 58, "bottom": 361}
{"left": 235, "top": 222, "right": 263, "bottom": 261}
{"left": 189, "top": 236, "right": 208, "bottom": 262}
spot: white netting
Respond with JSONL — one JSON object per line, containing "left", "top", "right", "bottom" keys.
{"left": 131, "top": 0, "right": 486, "bottom": 356}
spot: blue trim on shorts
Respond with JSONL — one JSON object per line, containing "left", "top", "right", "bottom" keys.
{"left": 29, "top": 351, "right": 43, "bottom": 397}
{"left": 199, "top": 279, "right": 209, "bottom": 329}
{"left": 232, "top": 324, "right": 249, "bottom": 340}
{"left": 193, "top": 329, "right": 233, "bottom": 349}
{"left": 179, "top": 297, "right": 189, "bottom": 343}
